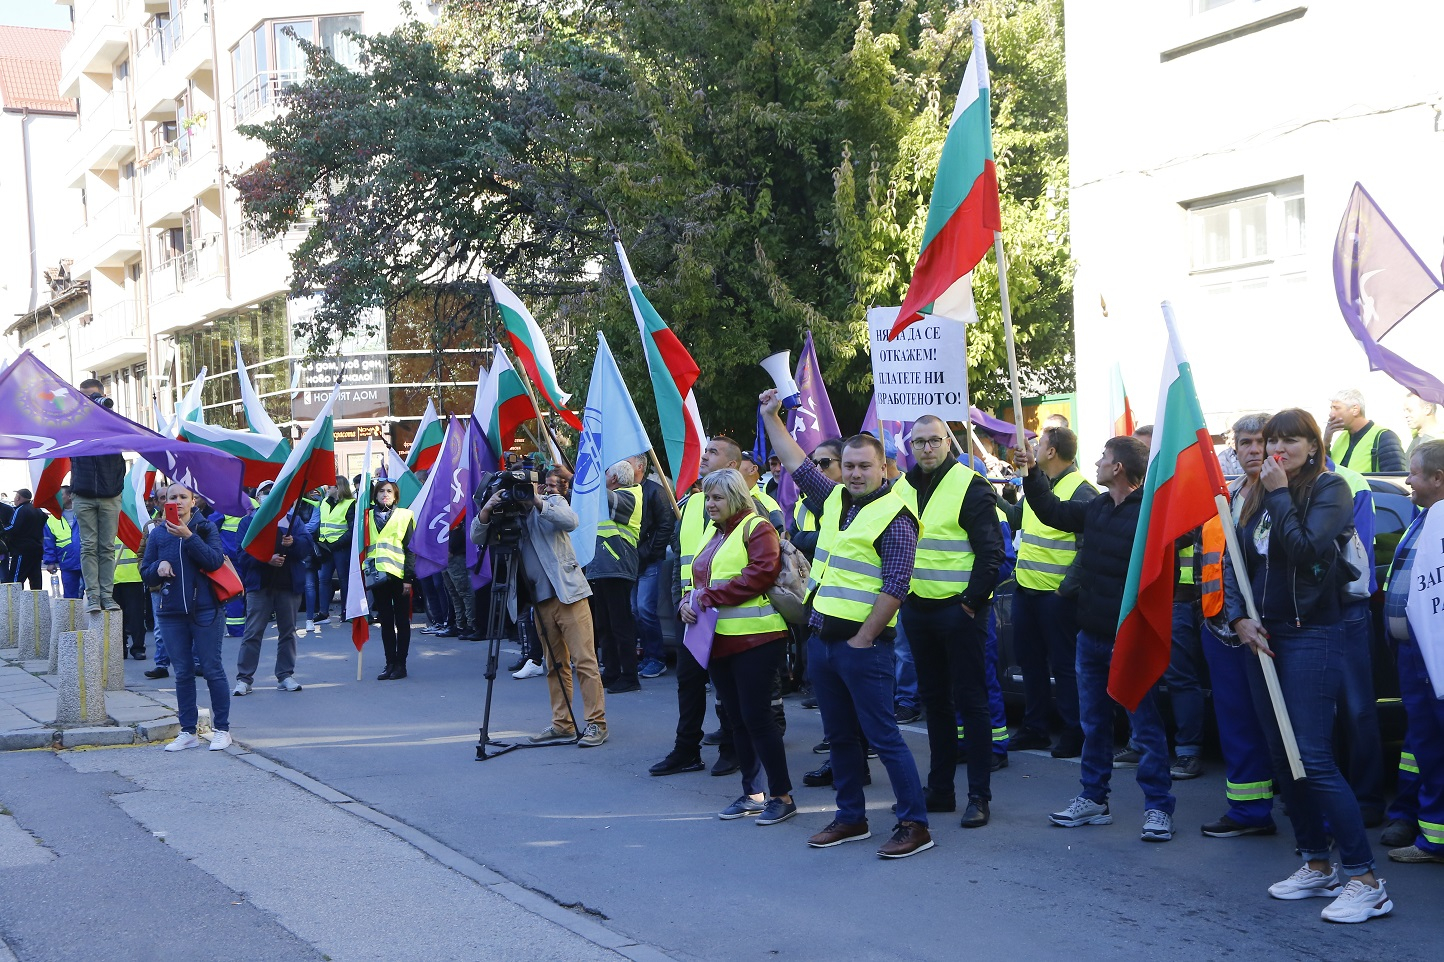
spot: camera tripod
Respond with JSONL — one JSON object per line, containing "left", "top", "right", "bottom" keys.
{"left": 474, "top": 536, "right": 581, "bottom": 760}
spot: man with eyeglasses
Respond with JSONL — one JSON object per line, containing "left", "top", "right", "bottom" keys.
{"left": 890, "top": 417, "right": 1006, "bottom": 828}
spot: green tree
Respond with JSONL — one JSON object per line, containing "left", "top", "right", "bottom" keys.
{"left": 235, "top": 0, "right": 1072, "bottom": 449}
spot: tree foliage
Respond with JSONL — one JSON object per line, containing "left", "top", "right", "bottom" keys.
{"left": 235, "top": 0, "right": 1072, "bottom": 442}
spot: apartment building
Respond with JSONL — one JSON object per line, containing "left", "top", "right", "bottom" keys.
{"left": 53, "top": 0, "right": 467, "bottom": 475}
{"left": 1066, "top": 0, "right": 1444, "bottom": 448}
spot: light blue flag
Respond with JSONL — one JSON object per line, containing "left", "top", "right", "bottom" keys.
{"left": 571, "top": 332, "right": 654, "bottom": 568}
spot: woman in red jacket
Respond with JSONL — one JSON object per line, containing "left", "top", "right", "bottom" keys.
{"left": 681, "top": 468, "right": 795, "bottom": 826}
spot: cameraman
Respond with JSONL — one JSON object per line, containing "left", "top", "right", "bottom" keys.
{"left": 471, "top": 469, "right": 607, "bottom": 748}
{"left": 73, "top": 378, "right": 127, "bottom": 613}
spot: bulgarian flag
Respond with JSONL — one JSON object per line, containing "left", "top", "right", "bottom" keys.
{"left": 1110, "top": 362, "right": 1136, "bottom": 437}
{"left": 489, "top": 274, "right": 584, "bottom": 430}
{"left": 178, "top": 349, "right": 291, "bottom": 486}
{"left": 385, "top": 446, "right": 422, "bottom": 508}
{"left": 891, "top": 19, "right": 1002, "bottom": 338}
{"left": 29, "top": 457, "right": 70, "bottom": 520}
{"left": 474, "top": 345, "right": 534, "bottom": 467}
{"left": 345, "top": 437, "right": 374, "bottom": 651}
{"left": 175, "top": 367, "right": 207, "bottom": 424}
{"left": 406, "top": 398, "right": 445, "bottom": 471}
{"left": 117, "top": 458, "right": 155, "bottom": 554}
{"left": 240, "top": 387, "right": 338, "bottom": 563}
{"left": 1111, "top": 302, "right": 1229, "bottom": 711}
{"left": 615, "top": 240, "right": 705, "bottom": 492}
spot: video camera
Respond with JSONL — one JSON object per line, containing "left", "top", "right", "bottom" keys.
{"left": 477, "top": 453, "right": 545, "bottom": 544}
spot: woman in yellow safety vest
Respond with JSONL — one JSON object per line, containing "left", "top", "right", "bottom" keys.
{"left": 680, "top": 468, "right": 796, "bottom": 826}
{"left": 364, "top": 480, "right": 416, "bottom": 680}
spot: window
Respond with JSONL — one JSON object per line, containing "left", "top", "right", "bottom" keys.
{"left": 1186, "top": 181, "right": 1305, "bottom": 272}
{"left": 231, "top": 15, "right": 361, "bottom": 120}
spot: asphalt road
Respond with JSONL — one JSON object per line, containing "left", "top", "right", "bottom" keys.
{"left": 3, "top": 622, "right": 1442, "bottom": 961}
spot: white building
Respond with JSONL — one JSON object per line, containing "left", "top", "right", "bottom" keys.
{"left": 1066, "top": 0, "right": 1444, "bottom": 453}
{"left": 46, "top": 0, "right": 456, "bottom": 480}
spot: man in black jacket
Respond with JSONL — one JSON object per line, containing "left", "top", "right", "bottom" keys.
{"left": 72, "top": 378, "right": 128, "bottom": 612}
{"left": 1018, "top": 435, "right": 1177, "bottom": 844}
{"left": 628, "top": 454, "right": 676, "bottom": 680}
{"left": 5, "top": 490, "right": 47, "bottom": 589}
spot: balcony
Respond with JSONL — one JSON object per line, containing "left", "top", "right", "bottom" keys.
{"left": 148, "top": 234, "right": 228, "bottom": 337}
{"left": 72, "top": 196, "right": 141, "bottom": 277}
{"left": 64, "top": 91, "right": 135, "bottom": 188}
{"left": 229, "top": 222, "right": 310, "bottom": 308}
{"left": 75, "top": 300, "right": 147, "bottom": 373}
{"left": 139, "top": 126, "right": 218, "bottom": 226}
{"left": 228, "top": 69, "right": 305, "bottom": 127}
{"left": 59, "top": 0, "right": 130, "bottom": 98}
{"left": 132, "top": 2, "right": 214, "bottom": 119}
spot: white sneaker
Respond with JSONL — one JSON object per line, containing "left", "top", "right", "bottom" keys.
{"left": 306, "top": 619, "right": 316, "bottom": 632}
{"left": 1320, "top": 878, "right": 1393, "bottom": 923}
{"left": 233, "top": 680, "right": 252, "bottom": 696}
{"left": 208, "top": 730, "right": 233, "bottom": 751}
{"left": 1140, "top": 809, "right": 1174, "bottom": 842}
{"left": 1049, "top": 796, "right": 1112, "bottom": 827}
{"left": 512, "top": 659, "right": 545, "bottom": 679}
{"left": 277, "top": 676, "right": 302, "bottom": 692}
{"left": 164, "top": 732, "right": 202, "bottom": 752}
{"left": 1268, "top": 863, "right": 1343, "bottom": 900}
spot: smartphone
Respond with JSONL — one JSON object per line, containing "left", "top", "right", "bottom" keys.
{"left": 164, "top": 503, "right": 181, "bottom": 526}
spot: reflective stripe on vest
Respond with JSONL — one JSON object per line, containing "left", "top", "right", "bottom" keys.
{"left": 678, "top": 495, "right": 711, "bottom": 592}
{"left": 1201, "top": 517, "right": 1225, "bottom": 617}
{"left": 707, "top": 514, "right": 789, "bottom": 636}
{"left": 1177, "top": 543, "right": 1196, "bottom": 586}
{"left": 1329, "top": 422, "right": 1386, "bottom": 472}
{"left": 1016, "top": 470, "right": 1087, "bottom": 591}
{"left": 47, "top": 516, "right": 72, "bottom": 549}
{"left": 320, "top": 499, "right": 355, "bottom": 545}
{"left": 366, "top": 508, "right": 414, "bottom": 579}
{"left": 597, "top": 484, "right": 643, "bottom": 548}
{"left": 791, "top": 498, "right": 819, "bottom": 535}
{"left": 113, "top": 545, "right": 142, "bottom": 584}
{"left": 808, "top": 486, "right": 911, "bottom": 628}
{"left": 893, "top": 462, "right": 977, "bottom": 600}
{"left": 220, "top": 515, "right": 241, "bottom": 533}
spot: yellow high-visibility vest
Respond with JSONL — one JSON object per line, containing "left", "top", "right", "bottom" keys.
{"left": 892, "top": 461, "right": 978, "bottom": 600}
{"left": 1016, "top": 470, "right": 1088, "bottom": 591}
{"left": 707, "top": 515, "right": 788, "bottom": 636}
{"left": 366, "top": 508, "right": 415, "bottom": 579}
{"left": 808, "top": 486, "right": 911, "bottom": 628}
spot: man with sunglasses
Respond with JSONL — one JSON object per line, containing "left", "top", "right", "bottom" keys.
{"left": 891, "top": 417, "right": 1006, "bottom": 828}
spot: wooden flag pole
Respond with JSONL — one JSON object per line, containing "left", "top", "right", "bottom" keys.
{"left": 1212, "top": 493, "right": 1305, "bottom": 780}
{"left": 993, "top": 233, "right": 1029, "bottom": 477}
{"left": 357, "top": 641, "right": 363, "bottom": 682}
{"left": 646, "top": 447, "right": 683, "bottom": 520}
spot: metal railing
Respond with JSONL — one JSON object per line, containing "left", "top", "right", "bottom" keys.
{"left": 234, "top": 221, "right": 313, "bottom": 257}
{"left": 76, "top": 300, "right": 143, "bottom": 359}
{"left": 230, "top": 69, "right": 306, "bottom": 124}
{"left": 136, "top": 1, "right": 207, "bottom": 67}
{"left": 78, "top": 195, "right": 139, "bottom": 244}
{"left": 150, "top": 232, "right": 222, "bottom": 302}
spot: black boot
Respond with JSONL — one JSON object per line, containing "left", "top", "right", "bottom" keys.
{"left": 377, "top": 664, "right": 395, "bottom": 680}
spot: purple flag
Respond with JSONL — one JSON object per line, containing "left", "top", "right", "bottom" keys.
{"left": 0, "top": 350, "right": 248, "bottom": 514}
{"left": 464, "top": 418, "right": 494, "bottom": 589}
{"left": 410, "top": 417, "right": 468, "bottom": 578}
{"left": 1334, "top": 183, "right": 1444, "bottom": 404}
{"left": 861, "top": 395, "right": 915, "bottom": 472}
{"left": 971, "top": 406, "right": 1035, "bottom": 450}
{"left": 777, "top": 331, "right": 840, "bottom": 521}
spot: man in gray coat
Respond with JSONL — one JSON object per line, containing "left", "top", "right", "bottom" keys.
{"left": 472, "top": 475, "right": 607, "bottom": 748}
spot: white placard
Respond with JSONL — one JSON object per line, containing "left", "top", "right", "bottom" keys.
{"left": 1406, "top": 505, "right": 1444, "bottom": 699}
{"left": 867, "top": 306, "right": 970, "bottom": 422}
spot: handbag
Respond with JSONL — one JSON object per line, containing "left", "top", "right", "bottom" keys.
{"left": 768, "top": 540, "right": 812, "bottom": 625}
{"left": 1337, "top": 529, "right": 1371, "bottom": 601}
{"left": 204, "top": 556, "right": 245, "bottom": 604}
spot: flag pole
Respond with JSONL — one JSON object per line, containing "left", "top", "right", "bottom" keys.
{"left": 500, "top": 343, "right": 574, "bottom": 472}
{"left": 1212, "top": 493, "right": 1305, "bottom": 780}
{"left": 646, "top": 448, "right": 683, "bottom": 520}
{"left": 993, "top": 233, "right": 1029, "bottom": 476}
{"left": 357, "top": 643, "right": 363, "bottom": 682}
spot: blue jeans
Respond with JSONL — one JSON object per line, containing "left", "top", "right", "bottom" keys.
{"left": 1339, "top": 601, "right": 1384, "bottom": 815}
{"left": 318, "top": 548, "right": 349, "bottom": 618}
{"left": 1013, "top": 588, "right": 1081, "bottom": 738}
{"left": 631, "top": 560, "right": 665, "bottom": 663}
{"left": 423, "top": 572, "right": 452, "bottom": 625}
{"left": 151, "top": 593, "right": 169, "bottom": 668}
{"left": 1165, "top": 601, "right": 1205, "bottom": 757}
{"left": 301, "top": 559, "right": 319, "bottom": 621}
{"left": 1076, "top": 629, "right": 1175, "bottom": 814}
{"left": 1245, "top": 620, "right": 1375, "bottom": 875}
{"left": 162, "top": 609, "right": 229, "bottom": 734}
{"left": 1397, "top": 631, "right": 1444, "bottom": 854}
{"left": 809, "top": 632, "right": 927, "bottom": 825}
{"left": 893, "top": 619, "right": 918, "bottom": 711}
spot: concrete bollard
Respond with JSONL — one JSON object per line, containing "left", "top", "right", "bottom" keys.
{"left": 55, "top": 629, "right": 107, "bottom": 727}
{"left": 49, "top": 597, "right": 85, "bottom": 675}
{"left": 15, "top": 589, "right": 53, "bottom": 662}
{"left": 88, "top": 609, "right": 126, "bottom": 693}
{"left": 0, "top": 583, "right": 16, "bottom": 650}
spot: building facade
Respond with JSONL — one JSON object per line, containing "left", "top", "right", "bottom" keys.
{"left": 1066, "top": 0, "right": 1444, "bottom": 451}
{"left": 49, "top": 0, "right": 479, "bottom": 475}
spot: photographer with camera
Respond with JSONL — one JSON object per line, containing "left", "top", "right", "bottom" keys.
{"left": 471, "top": 462, "right": 607, "bottom": 748}
{"left": 73, "top": 378, "right": 126, "bottom": 613}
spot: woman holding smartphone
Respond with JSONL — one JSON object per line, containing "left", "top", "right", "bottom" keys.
{"left": 365, "top": 480, "right": 416, "bottom": 680}
{"left": 1224, "top": 408, "right": 1391, "bottom": 923}
{"left": 141, "top": 482, "right": 232, "bottom": 751}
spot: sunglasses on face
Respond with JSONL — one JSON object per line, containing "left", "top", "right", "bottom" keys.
{"left": 814, "top": 457, "right": 837, "bottom": 469}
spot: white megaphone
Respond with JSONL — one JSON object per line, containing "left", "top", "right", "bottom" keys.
{"left": 760, "top": 351, "right": 802, "bottom": 410}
